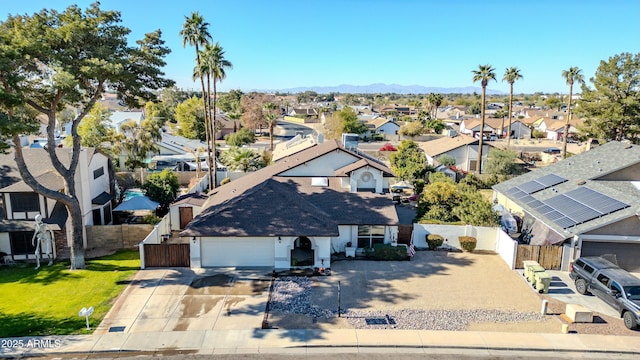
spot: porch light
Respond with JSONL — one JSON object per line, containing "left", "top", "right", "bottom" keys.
{"left": 192, "top": 237, "right": 196, "bottom": 244}
{"left": 278, "top": 236, "right": 282, "bottom": 243}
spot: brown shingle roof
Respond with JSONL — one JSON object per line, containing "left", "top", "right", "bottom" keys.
{"left": 418, "top": 135, "right": 479, "bottom": 157}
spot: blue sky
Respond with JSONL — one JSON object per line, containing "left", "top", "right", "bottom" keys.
{"left": 4, "top": 0, "right": 639, "bottom": 94}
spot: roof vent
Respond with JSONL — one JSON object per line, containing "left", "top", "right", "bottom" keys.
{"left": 577, "top": 180, "right": 586, "bottom": 185}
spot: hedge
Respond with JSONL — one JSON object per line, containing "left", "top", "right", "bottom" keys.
{"left": 373, "top": 244, "right": 409, "bottom": 261}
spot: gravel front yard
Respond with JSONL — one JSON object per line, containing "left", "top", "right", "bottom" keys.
{"left": 267, "top": 251, "right": 639, "bottom": 336}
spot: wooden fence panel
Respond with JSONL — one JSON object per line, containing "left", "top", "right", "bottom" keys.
{"left": 144, "top": 243, "right": 190, "bottom": 267}
{"left": 516, "top": 245, "right": 562, "bottom": 270}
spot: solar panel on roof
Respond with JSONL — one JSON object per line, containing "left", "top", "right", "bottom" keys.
{"left": 536, "top": 174, "right": 567, "bottom": 187}
{"left": 555, "top": 217, "right": 577, "bottom": 229}
{"left": 529, "top": 200, "right": 544, "bottom": 209}
{"left": 564, "top": 187, "right": 630, "bottom": 215}
{"left": 517, "top": 181, "right": 546, "bottom": 194}
{"left": 535, "top": 205, "right": 555, "bottom": 215}
{"left": 545, "top": 210, "right": 564, "bottom": 221}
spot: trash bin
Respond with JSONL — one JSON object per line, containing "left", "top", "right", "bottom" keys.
{"left": 522, "top": 260, "right": 540, "bottom": 279}
{"left": 534, "top": 271, "right": 552, "bottom": 293}
{"left": 527, "top": 265, "right": 545, "bottom": 283}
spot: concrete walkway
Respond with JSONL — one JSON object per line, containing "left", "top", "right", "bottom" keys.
{"left": 1, "top": 328, "right": 639, "bottom": 357}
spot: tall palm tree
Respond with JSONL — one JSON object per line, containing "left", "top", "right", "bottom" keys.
{"left": 502, "top": 67, "right": 523, "bottom": 148}
{"left": 202, "top": 42, "right": 232, "bottom": 188}
{"left": 263, "top": 102, "right": 278, "bottom": 151}
{"left": 180, "top": 12, "right": 213, "bottom": 188}
{"left": 471, "top": 64, "right": 496, "bottom": 173}
{"left": 561, "top": 67, "right": 583, "bottom": 159}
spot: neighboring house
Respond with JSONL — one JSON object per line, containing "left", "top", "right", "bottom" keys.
{"left": 0, "top": 148, "right": 113, "bottom": 261}
{"left": 156, "top": 132, "right": 208, "bottom": 156}
{"left": 180, "top": 139, "right": 399, "bottom": 269}
{"left": 507, "top": 119, "right": 532, "bottom": 139}
{"left": 213, "top": 114, "right": 235, "bottom": 140}
{"left": 289, "top": 108, "right": 319, "bottom": 118}
{"left": 536, "top": 117, "right": 582, "bottom": 141}
{"left": 460, "top": 118, "right": 507, "bottom": 138}
{"left": 366, "top": 118, "right": 400, "bottom": 137}
{"left": 418, "top": 134, "right": 494, "bottom": 172}
{"left": 271, "top": 134, "right": 318, "bottom": 162}
{"left": 379, "top": 104, "right": 414, "bottom": 116}
{"left": 109, "top": 110, "right": 145, "bottom": 132}
{"left": 433, "top": 164, "right": 459, "bottom": 182}
{"left": 493, "top": 141, "right": 640, "bottom": 272}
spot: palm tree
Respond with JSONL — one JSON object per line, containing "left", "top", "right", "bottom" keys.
{"left": 471, "top": 64, "right": 496, "bottom": 173}
{"left": 201, "top": 42, "right": 232, "bottom": 188}
{"left": 502, "top": 67, "right": 523, "bottom": 148}
{"left": 180, "top": 12, "right": 213, "bottom": 188}
{"left": 426, "top": 93, "right": 443, "bottom": 120}
{"left": 561, "top": 67, "right": 583, "bottom": 159}
{"left": 263, "top": 102, "right": 278, "bottom": 151}
{"left": 221, "top": 147, "right": 265, "bottom": 172}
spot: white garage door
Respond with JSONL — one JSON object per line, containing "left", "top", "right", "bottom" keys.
{"left": 201, "top": 238, "right": 274, "bottom": 267}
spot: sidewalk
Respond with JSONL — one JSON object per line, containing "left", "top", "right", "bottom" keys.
{"left": 2, "top": 329, "right": 639, "bottom": 357}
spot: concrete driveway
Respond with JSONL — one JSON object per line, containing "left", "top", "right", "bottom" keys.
{"left": 540, "top": 270, "right": 620, "bottom": 318}
{"left": 96, "top": 268, "right": 271, "bottom": 334}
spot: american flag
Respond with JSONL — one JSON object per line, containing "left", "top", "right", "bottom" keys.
{"left": 409, "top": 235, "right": 416, "bottom": 257}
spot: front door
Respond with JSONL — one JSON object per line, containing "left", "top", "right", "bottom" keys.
{"left": 179, "top": 207, "right": 193, "bottom": 229}
{"left": 291, "top": 236, "right": 314, "bottom": 267}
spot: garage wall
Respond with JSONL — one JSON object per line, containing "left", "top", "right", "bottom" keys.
{"left": 579, "top": 239, "right": 640, "bottom": 272}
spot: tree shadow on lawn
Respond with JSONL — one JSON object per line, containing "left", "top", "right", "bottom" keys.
{"left": 0, "top": 311, "right": 91, "bottom": 338}
{"left": 0, "top": 262, "right": 82, "bottom": 285}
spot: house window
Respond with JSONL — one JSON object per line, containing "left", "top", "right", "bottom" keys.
{"left": 10, "top": 193, "right": 39, "bottom": 212}
{"left": 10, "top": 231, "right": 36, "bottom": 255}
{"left": 92, "top": 208, "right": 102, "bottom": 225}
{"left": 357, "top": 225, "right": 385, "bottom": 248}
{"left": 93, "top": 167, "right": 104, "bottom": 179}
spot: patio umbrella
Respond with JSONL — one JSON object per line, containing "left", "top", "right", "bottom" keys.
{"left": 113, "top": 195, "right": 159, "bottom": 211}
{"left": 390, "top": 180, "right": 413, "bottom": 190}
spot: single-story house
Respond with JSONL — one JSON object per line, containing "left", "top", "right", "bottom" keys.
{"left": 493, "top": 141, "right": 640, "bottom": 272}
{"left": 418, "top": 134, "right": 494, "bottom": 172}
{"left": 180, "top": 139, "right": 399, "bottom": 269}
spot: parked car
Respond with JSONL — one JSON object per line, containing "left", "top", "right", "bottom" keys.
{"left": 543, "top": 147, "right": 561, "bottom": 154}
{"left": 569, "top": 257, "right": 640, "bottom": 329}
{"left": 488, "top": 134, "right": 498, "bottom": 141}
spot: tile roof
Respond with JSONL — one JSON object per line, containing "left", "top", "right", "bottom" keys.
{"left": 493, "top": 141, "right": 640, "bottom": 238}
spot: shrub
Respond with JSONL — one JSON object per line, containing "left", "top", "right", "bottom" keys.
{"left": 373, "top": 244, "right": 408, "bottom": 260}
{"left": 220, "top": 177, "right": 231, "bottom": 185}
{"left": 458, "top": 236, "right": 477, "bottom": 252}
{"left": 426, "top": 234, "right": 444, "bottom": 250}
{"left": 142, "top": 214, "right": 161, "bottom": 225}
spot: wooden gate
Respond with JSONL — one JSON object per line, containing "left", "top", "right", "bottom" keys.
{"left": 516, "top": 245, "right": 563, "bottom": 269}
{"left": 144, "top": 243, "right": 190, "bottom": 267}
{"left": 397, "top": 224, "right": 413, "bottom": 245}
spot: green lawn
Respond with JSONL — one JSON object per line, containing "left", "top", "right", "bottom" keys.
{"left": 0, "top": 249, "right": 140, "bottom": 337}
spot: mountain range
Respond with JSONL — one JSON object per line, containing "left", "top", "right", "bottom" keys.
{"left": 263, "top": 83, "right": 505, "bottom": 95}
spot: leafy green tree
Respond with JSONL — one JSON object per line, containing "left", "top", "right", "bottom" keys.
{"left": 338, "top": 107, "right": 368, "bottom": 134}
{"left": 484, "top": 148, "right": 518, "bottom": 176}
{"left": 66, "top": 103, "right": 113, "bottom": 151}
{"left": 577, "top": 52, "right": 640, "bottom": 143}
{"left": 472, "top": 65, "right": 497, "bottom": 173}
{"left": 468, "top": 101, "right": 482, "bottom": 115}
{"left": 220, "top": 147, "right": 265, "bottom": 172}
{"left": 225, "top": 127, "right": 255, "bottom": 146}
{"left": 438, "top": 154, "right": 456, "bottom": 166}
{"left": 144, "top": 100, "right": 172, "bottom": 127}
{"left": 545, "top": 96, "right": 562, "bottom": 111}
{"left": 561, "top": 67, "right": 584, "bottom": 158}
{"left": 399, "top": 121, "right": 424, "bottom": 136}
{"left": 452, "top": 191, "right": 498, "bottom": 226}
{"left": 143, "top": 168, "right": 179, "bottom": 213}
{"left": 114, "top": 119, "right": 161, "bottom": 170}
{"left": 0, "top": 3, "right": 172, "bottom": 269}
{"left": 217, "top": 89, "right": 243, "bottom": 113}
{"left": 175, "top": 96, "right": 206, "bottom": 140}
{"left": 425, "top": 119, "right": 446, "bottom": 134}
{"left": 390, "top": 140, "right": 427, "bottom": 181}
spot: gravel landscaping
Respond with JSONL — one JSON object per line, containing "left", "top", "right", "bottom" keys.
{"left": 267, "top": 251, "right": 640, "bottom": 336}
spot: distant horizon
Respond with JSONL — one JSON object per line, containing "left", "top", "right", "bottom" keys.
{"left": 4, "top": 1, "right": 638, "bottom": 95}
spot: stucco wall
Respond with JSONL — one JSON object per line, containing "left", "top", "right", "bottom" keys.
{"left": 413, "top": 224, "right": 498, "bottom": 251}
{"left": 584, "top": 216, "right": 640, "bottom": 236}
{"left": 86, "top": 224, "right": 153, "bottom": 249}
